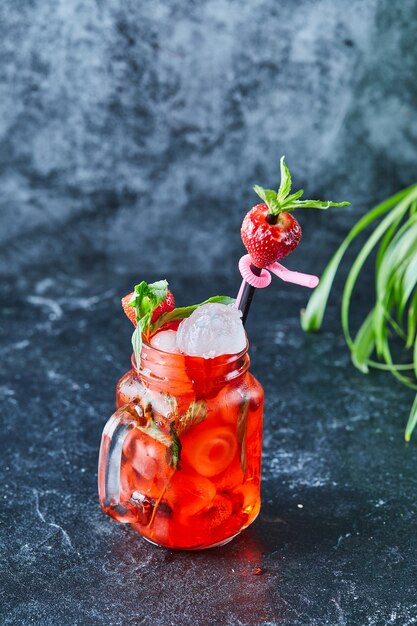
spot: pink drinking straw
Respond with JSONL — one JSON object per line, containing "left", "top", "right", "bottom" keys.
{"left": 236, "top": 254, "right": 319, "bottom": 320}
{"left": 267, "top": 261, "right": 319, "bottom": 289}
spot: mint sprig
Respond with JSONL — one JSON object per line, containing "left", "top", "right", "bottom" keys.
{"left": 127, "top": 279, "right": 234, "bottom": 367}
{"left": 150, "top": 295, "right": 235, "bottom": 334}
{"left": 177, "top": 400, "right": 208, "bottom": 436}
{"left": 129, "top": 280, "right": 168, "bottom": 368}
{"left": 254, "top": 156, "right": 350, "bottom": 216}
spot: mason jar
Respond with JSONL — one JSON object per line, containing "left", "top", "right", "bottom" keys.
{"left": 98, "top": 340, "right": 263, "bottom": 550}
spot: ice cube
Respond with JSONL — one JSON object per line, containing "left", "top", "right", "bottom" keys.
{"left": 176, "top": 303, "right": 246, "bottom": 358}
{"left": 150, "top": 330, "right": 180, "bottom": 353}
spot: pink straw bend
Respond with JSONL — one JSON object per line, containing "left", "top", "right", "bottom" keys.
{"left": 267, "top": 262, "right": 319, "bottom": 289}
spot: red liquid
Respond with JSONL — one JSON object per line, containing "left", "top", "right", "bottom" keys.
{"left": 99, "top": 343, "right": 263, "bottom": 549}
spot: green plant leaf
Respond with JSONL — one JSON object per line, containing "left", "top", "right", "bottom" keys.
{"left": 255, "top": 157, "right": 349, "bottom": 216}
{"left": 151, "top": 296, "right": 235, "bottom": 333}
{"left": 301, "top": 186, "right": 412, "bottom": 332}
{"left": 289, "top": 199, "right": 350, "bottom": 210}
{"left": 351, "top": 310, "right": 375, "bottom": 373}
{"left": 131, "top": 324, "right": 143, "bottom": 370}
{"left": 277, "top": 156, "right": 292, "bottom": 202}
{"left": 405, "top": 393, "right": 417, "bottom": 442}
{"left": 406, "top": 290, "right": 417, "bottom": 349}
{"left": 340, "top": 190, "right": 417, "bottom": 350}
{"left": 375, "top": 212, "right": 403, "bottom": 272}
{"left": 301, "top": 183, "right": 417, "bottom": 440}
{"left": 253, "top": 186, "right": 281, "bottom": 213}
{"left": 129, "top": 280, "right": 169, "bottom": 368}
{"left": 129, "top": 280, "right": 168, "bottom": 317}
{"left": 380, "top": 339, "right": 417, "bottom": 390}
{"left": 399, "top": 256, "right": 417, "bottom": 321}
{"left": 414, "top": 336, "right": 417, "bottom": 380}
{"left": 252, "top": 185, "right": 268, "bottom": 203}
{"left": 282, "top": 189, "right": 304, "bottom": 208}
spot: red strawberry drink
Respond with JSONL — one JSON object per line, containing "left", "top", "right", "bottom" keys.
{"left": 98, "top": 157, "right": 348, "bottom": 549}
{"left": 99, "top": 298, "right": 264, "bottom": 549}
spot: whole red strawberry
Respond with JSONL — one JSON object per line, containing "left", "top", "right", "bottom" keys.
{"left": 122, "top": 289, "right": 175, "bottom": 327}
{"left": 241, "top": 156, "right": 349, "bottom": 268}
{"left": 241, "top": 204, "right": 301, "bottom": 268}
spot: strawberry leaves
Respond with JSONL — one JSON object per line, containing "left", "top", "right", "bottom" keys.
{"left": 129, "top": 280, "right": 168, "bottom": 369}
{"left": 253, "top": 155, "right": 350, "bottom": 216}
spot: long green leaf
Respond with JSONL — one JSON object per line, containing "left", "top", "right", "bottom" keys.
{"left": 405, "top": 393, "right": 417, "bottom": 442}
{"left": 376, "top": 212, "right": 404, "bottom": 272}
{"left": 406, "top": 289, "right": 417, "bottom": 349}
{"left": 293, "top": 199, "right": 350, "bottom": 209}
{"left": 341, "top": 189, "right": 417, "bottom": 350}
{"left": 151, "top": 296, "right": 234, "bottom": 333}
{"left": 351, "top": 310, "right": 375, "bottom": 373}
{"left": 301, "top": 186, "right": 414, "bottom": 332}
{"left": 414, "top": 336, "right": 417, "bottom": 380}
{"left": 277, "top": 156, "right": 292, "bottom": 202}
{"left": 380, "top": 338, "right": 417, "bottom": 390}
{"left": 399, "top": 256, "right": 417, "bottom": 320}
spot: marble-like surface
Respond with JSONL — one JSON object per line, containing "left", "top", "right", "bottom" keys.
{"left": 1, "top": 0, "right": 417, "bottom": 276}
{"left": 1, "top": 267, "right": 416, "bottom": 625}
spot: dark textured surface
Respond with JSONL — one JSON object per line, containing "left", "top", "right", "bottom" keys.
{"left": 1, "top": 0, "right": 417, "bottom": 276}
{"left": 2, "top": 0, "right": 417, "bottom": 622}
{"left": 1, "top": 267, "right": 417, "bottom": 626}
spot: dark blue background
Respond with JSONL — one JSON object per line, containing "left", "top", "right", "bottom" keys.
{"left": 3, "top": 3, "right": 417, "bottom": 625}
{"left": 1, "top": 0, "right": 417, "bottom": 277}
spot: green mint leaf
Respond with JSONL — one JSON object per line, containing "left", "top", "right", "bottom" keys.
{"left": 131, "top": 325, "right": 143, "bottom": 369}
{"left": 282, "top": 189, "right": 304, "bottom": 207}
{"left": 253, "top": 186, "right": 281, "bottom": 214}
{"left": 148, "top": 279, "right": 169, "bottom": 302}
{"left": 263, "top": 190, "right": 281, "bottom": 213}
{"left": 167, "top": 424, "right": 182, "bottom": 469}
{"left": 177, "top": 400, "right": 208, "bottom": 436}
{"left": 132, "top": 313, "right": 152, "bottom": 368}
{"left": 129, "top": 279, "right": 169, "bottom": 368}
{"left": 136, "top": 416, "right": 181, "bottom": 469}
{"left": 129, "top": 280, "right": 168, "bottom": 318}
{"left": 254, "top": 157, "right": 349, "bottom": 216}
{"left": 137, "top": 418, "right": 173, "bottom": 448}
{"left": 290, "top": 199, "right": 351, "bottom": 210}
{"left": 151, "top": 295, "right": 234, "bottom": 333}
{"left": 253, "top": 185, "right": 267, "bottom": 203}
{"left": 277, "top": 156, "right": 292, "bottom": 203}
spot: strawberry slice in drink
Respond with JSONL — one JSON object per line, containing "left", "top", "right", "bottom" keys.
{"left": 180, "top": 419, "right": 238, "bottom": 478}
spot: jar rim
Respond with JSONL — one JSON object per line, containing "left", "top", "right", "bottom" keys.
{"left": 131, "top": 337, "right": 250, "bottom": 374}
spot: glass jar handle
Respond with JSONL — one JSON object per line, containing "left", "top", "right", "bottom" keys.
{"left": 98, "top": 406, "right": 139, "bottom": 523}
